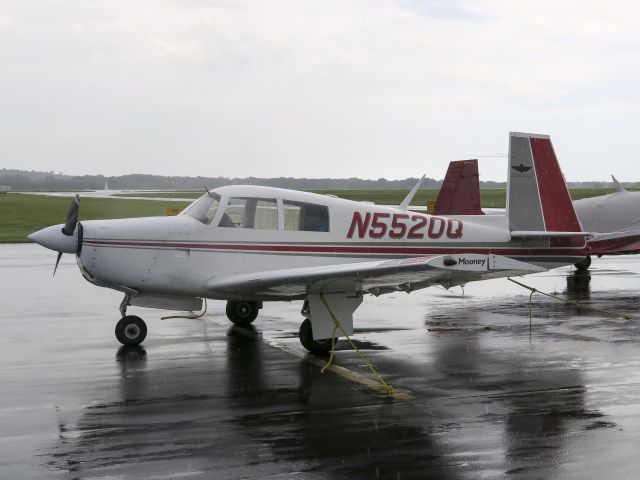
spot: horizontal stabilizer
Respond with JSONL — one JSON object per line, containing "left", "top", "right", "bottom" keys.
{"left": 511, "top": 231, "right": 593, "bottom": 239}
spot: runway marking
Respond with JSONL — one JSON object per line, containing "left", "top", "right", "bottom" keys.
{"left": 222, "top": 321, "right": 413, "bottom": 401}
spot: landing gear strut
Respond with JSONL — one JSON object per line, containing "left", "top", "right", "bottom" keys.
{"left": 298, "top": 300, "right": 337, "bottom": 354}
{"left": 226, "top": 300, "right": 261, "bottom": 326}
{"left": 574, "top": 255, "right": 592, "bottom": 272}
{"left": 115, "top": 315, "right": 147, "bottom": 346}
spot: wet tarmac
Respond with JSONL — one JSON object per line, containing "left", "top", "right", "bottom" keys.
{"left": 2, "top": 244, "right": 640, "bottom": 479}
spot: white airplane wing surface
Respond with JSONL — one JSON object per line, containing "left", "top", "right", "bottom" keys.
{"left": 205, "top": 254, "right": 546, "bottom": 299}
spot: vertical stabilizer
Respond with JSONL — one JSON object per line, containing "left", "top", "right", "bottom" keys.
{"left": 612, "top": 175, "right": 626, "bottom": 193}
{"left": 507, "top": 132, "right": 581, "bottom": 234}
{"left": 433, "top": 160, "right": 484, "bottom": 215}
{"left": 400, "top": 175, "right": 425, "bottom": 210}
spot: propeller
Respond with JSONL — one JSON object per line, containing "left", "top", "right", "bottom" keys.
{"left": 53, "top": 251, "right": 63, "bottom": 276}
{"left": 53, "top": 194, "right": 80, "bottom": 276}
{"left": 62, "top": 194, "right": 80, "bottom": 236}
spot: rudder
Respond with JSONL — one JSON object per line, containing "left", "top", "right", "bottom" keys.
{"left": 507, "top": 132, "right": 581, "bottom": 234}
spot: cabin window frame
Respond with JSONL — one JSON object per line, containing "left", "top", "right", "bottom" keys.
{"left": 211, "top": 194, "right": 330, "bottom": 233}
{"left": 216, "top": 196, "right": 279, "bottom": 230}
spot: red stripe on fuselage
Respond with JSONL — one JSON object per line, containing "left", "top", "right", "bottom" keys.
{"left": 83, "top": 238, "right": 588, "bottom": 257}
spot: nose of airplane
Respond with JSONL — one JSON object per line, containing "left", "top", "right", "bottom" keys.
{"left": 28, "top": 224, "right": 78, "bottom": 254}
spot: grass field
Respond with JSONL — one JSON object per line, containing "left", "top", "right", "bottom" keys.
{"left": 0, "top": 194, "right": 190, "bottom": 243}
{"left": 3, "top": 187, "right": 636, "bottom": 244}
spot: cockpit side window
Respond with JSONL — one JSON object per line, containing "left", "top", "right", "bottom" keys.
{"left": 219, "top": 197, "right": 278, "bottom": 229}
{"left": 219, "top": 198, "right": 247, "bottom": 228}
{"left": 183, "top": 193, "right": 220, "bottom": 224}
{"left": 283, "top": 201, "right": 329, "bottom": 232}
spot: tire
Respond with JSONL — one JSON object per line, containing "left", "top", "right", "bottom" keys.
{"left": 115, "top": 315, "right": 147, "bottom": 346}
{"left": 226, "top": 301, "right": 259, "bottom": 326}
{"left": 299, "top": 318, "right": 335, "bottom": 353}
{"left": 574, "top": 255, "right": 591, "bottom": 272}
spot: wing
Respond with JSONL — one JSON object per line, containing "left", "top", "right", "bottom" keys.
{"left": 205, "top": 253, "right": 546, "bottom": 300}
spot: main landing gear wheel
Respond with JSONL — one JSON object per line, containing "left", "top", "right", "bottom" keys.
{"left": 115, "top": 315, "right": 147, "bottom": 346}
{"left": 226, "top": 301, "right": 260, "bottom": 326}
{"left": 574, "top": 255, "right": 592, "bottom": 272}
{"left": 299, "top": 318, "right": 335, "bottom": 354}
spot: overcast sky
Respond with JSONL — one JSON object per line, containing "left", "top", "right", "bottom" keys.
{"left": 1, "top": 1, "right": 639, "bottom": 181}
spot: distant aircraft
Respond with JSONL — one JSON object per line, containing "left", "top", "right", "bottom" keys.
{"left": 433, "top": 162, "right": 640, "bottom": 271}
{"left": 572, "top": 176, "right": 640, "bottom": 269}
{"left": 30, "top": 132, "right": 621, "bottom": 352}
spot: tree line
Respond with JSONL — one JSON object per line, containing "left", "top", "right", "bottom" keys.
{"left": 0, "top": 168, "right": 634, "bottom": 191}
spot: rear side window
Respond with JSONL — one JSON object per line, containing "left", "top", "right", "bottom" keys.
{"left": 283, "top": 201, "right": 329, "bottom": 232}
{"left": 254, "top": 199, "right": 278, "bottom": 229}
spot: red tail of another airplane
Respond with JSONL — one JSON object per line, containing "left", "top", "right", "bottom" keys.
{"left": 433, "top": 160, "right": 484, "bottom": 215}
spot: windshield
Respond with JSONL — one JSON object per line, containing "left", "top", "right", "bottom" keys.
{"left": 184, "top": 193, "right": 221, "bottom": 224}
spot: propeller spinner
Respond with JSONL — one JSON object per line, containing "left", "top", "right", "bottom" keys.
{"left": 28, "top": 194, "right": 81, "bottom": 276}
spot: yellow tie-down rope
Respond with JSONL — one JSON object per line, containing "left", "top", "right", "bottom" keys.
{"left": 318, "top": 292, "right": 397, "bottom": 397}
{"left": 507, "top": 277, "right": 632, "bottom": 336}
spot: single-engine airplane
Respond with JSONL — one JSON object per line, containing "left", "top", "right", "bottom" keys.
{"left": 30, "top": 132, "right": 603, "bottom": 353}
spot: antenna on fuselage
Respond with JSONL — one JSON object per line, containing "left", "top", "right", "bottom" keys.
{"left": 204, "top": 186, "right": 215, "bottom": 198}
{"left": 399, "top": 175, "right": 425, "bottom": 211}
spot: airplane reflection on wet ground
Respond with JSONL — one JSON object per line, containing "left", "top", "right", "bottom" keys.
{"left": 2, "top": 244, "right": 640, "bottom": 479}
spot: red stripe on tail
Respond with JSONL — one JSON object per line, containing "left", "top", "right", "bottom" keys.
{"left": 530, "top": 138, "right": 581, "bottom": 232}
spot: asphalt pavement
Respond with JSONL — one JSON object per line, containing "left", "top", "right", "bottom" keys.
{"left": 2, "top": 244, "right": 640, "bottom": 479}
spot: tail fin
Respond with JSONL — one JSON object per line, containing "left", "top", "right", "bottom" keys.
{"left": 507, "top": 132, "right": 581, "bottom": 235}
{"left": 433, "top": 160, "right": 484, "bottom": 215}
{"left": 612, "top": 175, "right": 626, "bottom": 193}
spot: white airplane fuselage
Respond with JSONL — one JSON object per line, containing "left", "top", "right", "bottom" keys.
{"left": 74, "top": 185, "right": 586, "bottom": 302}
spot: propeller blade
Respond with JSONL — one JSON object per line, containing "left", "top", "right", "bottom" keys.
{"left": 62, "top": 194, "right": 80, "bottom": 236}
{"left": 53, "top": 251, "right": 63, "bottom": 277}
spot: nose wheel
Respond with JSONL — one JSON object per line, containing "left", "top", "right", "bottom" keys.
{"left": 115, "top": 315, "right": 147, "bottom": 346}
